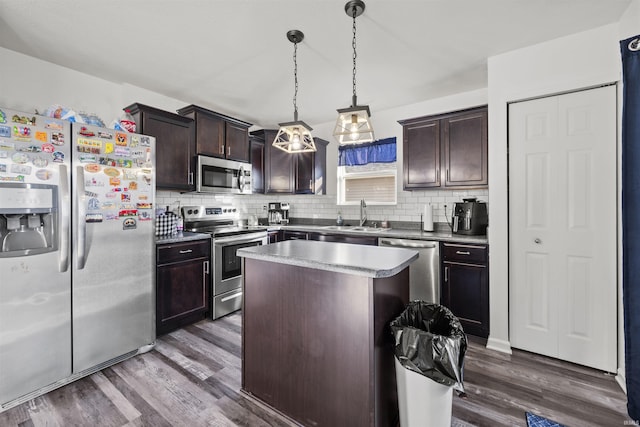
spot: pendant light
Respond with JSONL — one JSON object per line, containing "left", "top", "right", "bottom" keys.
{"left": 333, "top": 0, "right": 374, "bottom": 145}
{"left": 273, "top": 30, "right": 316, "bottom": 153}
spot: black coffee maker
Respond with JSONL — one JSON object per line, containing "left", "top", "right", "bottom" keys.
{"left": 452, "top": 198, "right": 488, "bottom": 235}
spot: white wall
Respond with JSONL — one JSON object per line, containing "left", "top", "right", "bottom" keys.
{"left": 486, "top": 23, "right": 622, "bottom": 360}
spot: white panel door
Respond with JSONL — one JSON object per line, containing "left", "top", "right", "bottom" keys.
{"left": 509, "top": 85, "right": 617, "bottom": 372}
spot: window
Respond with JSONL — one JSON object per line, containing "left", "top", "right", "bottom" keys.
{"left": 337, "top": 138, "right": 397, "bottom": 205}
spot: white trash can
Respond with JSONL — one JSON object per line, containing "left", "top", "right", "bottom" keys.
{"left": 395, "top": 357, "right": 453, "bottom": 427}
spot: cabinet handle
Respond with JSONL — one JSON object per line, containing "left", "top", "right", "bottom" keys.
{"left": 227, "top": 146, "right": 230, "bottom": 156}
{"left": 445, "top": 266, "right": 449, "bottom": 282}
{"left": 188, "top": 172, "right": 194, "bottom": 185}
{"left": 203, "top": 260, "right": 209, "bottom": 275}
{"left": 447, "top": 169, "right": 450, "bottom": 182}
{"left": 456, "top": 251, "right": 471, "bottom": 255}
{"left": 219, "top": 146, "right": 223, "bottom": 155}
{"left": 179, "top": 249, "right": 193, "bottom": 254}
{"left": 310, "top": 179, "right": 313, "bottom": 190}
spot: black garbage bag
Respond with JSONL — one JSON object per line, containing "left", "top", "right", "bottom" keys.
{"left": 390, "top": 301, "right": 467, "bottom": 393}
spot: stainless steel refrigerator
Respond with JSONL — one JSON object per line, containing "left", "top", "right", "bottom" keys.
{"left": 0, "top": 108, "right": 155, "bottom": 409}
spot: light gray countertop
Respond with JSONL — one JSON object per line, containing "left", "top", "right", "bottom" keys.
{"left": 238, "top": 240, "right": 419, "bottom": 278}
{"left": 155, "top": 231, "right": 211, "bottom": 245}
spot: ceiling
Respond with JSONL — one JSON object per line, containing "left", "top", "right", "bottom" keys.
{"left": 0, "top": 0, "right": 632, "bottom": 128}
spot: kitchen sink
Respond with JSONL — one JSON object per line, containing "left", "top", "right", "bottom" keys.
{"left": 322, "top": 225, "right": 391, "bottom": 232}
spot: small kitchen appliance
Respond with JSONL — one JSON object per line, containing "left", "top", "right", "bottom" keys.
{"left": 268, "top": 202, "right": 290, "bottom": 225}
{"left": 452, "top": 198, "right": 488, "bottom": 235}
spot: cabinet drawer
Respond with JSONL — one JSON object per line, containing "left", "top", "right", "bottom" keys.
{"left": 442, "top": 243, "right": 487, "bottom": 264}
{"left": 157, "top": 239, "right": 210, "bottom": 264}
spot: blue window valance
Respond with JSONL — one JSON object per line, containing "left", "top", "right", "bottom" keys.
{"left": 338, "top": 137, "right": 397, "bottom": 166}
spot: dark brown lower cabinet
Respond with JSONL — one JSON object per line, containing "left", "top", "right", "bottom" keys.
{"left": 243, "top": 258, "right": 408, "bottom": 427}
{"left": 156, "top": 239, "right": 211, "bottom": 336}
{"left": 308, "top": 232, "right": 378, "bottom": 246}
{"left": 441, "top": 242, "right": 489, "bottom": 338}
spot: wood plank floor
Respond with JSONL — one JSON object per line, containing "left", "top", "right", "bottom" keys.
{"left": 0, "top": 312, "right": 630, "bottom": 426}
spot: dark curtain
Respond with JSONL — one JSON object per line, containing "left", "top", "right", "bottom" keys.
{"left": 338, "top": 137, "right": 396, "bottom": 166}
{"left": 621, "top": 34, "right": 640, "bottom": 422}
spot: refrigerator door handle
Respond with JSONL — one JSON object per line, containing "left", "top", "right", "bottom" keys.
{"left": 59, "top": 164, "right": 70, "bottom": 272}
{"left": 76, "top": 165, "right": 88, "bottom": 270}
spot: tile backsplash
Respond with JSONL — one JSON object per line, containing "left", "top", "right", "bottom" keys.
{"left": 157, "top": 189, "right": 489, "bottom": 228}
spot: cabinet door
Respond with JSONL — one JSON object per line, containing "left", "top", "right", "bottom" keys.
{"left": 142, "top": 113, "right": 194, "bottom": 191}
{"left": 295, "top": 152, "right": 315, "bottom": 194}
{"left": 196, "top": 113, "right": 225, "bottom": 158}
{"left": 265, "top": 131, "right": 295, "bottom": 193}
{"left": 403, "top": 118, "right": 440, "bottom": 189}
{"left": 226, "top": 121, "right": 250, "bottom": 162}
{"left": 442, "top": 261, "right": 489, "bottom": 338}
{"left": 251, "top": 137, "right": 265, "bottom": 194}
{"left": 442, "top": 108, "right": 488, "bottom": 187}
{"left": 308, "top": 233, "right": 377, "bottom": 246}
{"left": 282, "top": 231, "right": 308, "bottom": 240}
{"left": 156, "top": 257, "right": 210, "bottom": 335}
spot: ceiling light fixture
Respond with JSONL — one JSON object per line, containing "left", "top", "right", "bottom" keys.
{"left": 333, "top": 0, "right": 374, "bottom": 145}
{"left": 273, "top": 30, "right": 316, "bottom": 153}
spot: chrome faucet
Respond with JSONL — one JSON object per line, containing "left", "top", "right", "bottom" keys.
{"left": 360, "top": 199, "right": 367, "bottom": 226}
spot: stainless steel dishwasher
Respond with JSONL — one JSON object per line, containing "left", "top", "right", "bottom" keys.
{"left": 378, "top": 238, "right": 440, "bottom": 303}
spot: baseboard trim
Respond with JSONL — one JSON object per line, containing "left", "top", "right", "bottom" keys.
{"left": 486, "top": 336, "right": 513, "bottom": 354}
{"left": 616, "top": 368, "right": 627, "bottom": 394}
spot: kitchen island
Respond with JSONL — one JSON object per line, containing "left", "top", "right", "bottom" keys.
{"left": 237, "top": 240, "right": 418, "bottom": 427}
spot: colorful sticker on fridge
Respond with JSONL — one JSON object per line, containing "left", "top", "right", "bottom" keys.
{"left": 0, "top": 175, "right": 25, "bottom": 182}
{"left": 12, "top": 115, "right": 35, "bottom": 126}
{"left": 13, "top": 125, "right": 31, "bottom": 141}
{"left": 141, "top": 174, "right": 151, "bottom": 185}
{"left": 0, "top": 140, "right": 15, "bottom": 151}
{"left": 97, "top": 131, "right": 113, "bottom": 140}
{"left": 103, "top": 167, "right": 120, "bottom": 177}
{"left": 109, "top": 177, "right": 121, "bottom": 186}
{"left": 104, "top": 142, "right": 114, "bottom": 154}
{"left": 17, "top": 145, "right": 41, "bottom": 153}
{"left": 119, "top": 209, "right": 137, "bottom": 217}
{"left": 85, "top": 177, "right": 104, "bottom": 187}
{"left": 139, "top": 136, "right": 151, "bottom": 147}
{"left": 122, "top": 170, "right": 136, "bottom": 180}
{"left": 85, "top": 190, "right": 98, "bottom": 198}
{"left": 77, "top": 138, "right": 101, "bottom": 153}
{"left": 0, "top": 126, "right": 10, "bottom": 138}
{"left": 41, "top": 143, "right": 55, "bottom": 153}
{"left": 84, "top": 164, "right": 100, "bottom": 173}
{"left": 117, "top": 159, "right": 132, "bottom": 168}
{"left": 115, "top": 132, "right": 127, "bottom": 146}
{"left": 0, "top": 110, "right": 6, "bottom": 124}
{"left": 44, "top": 121, "right": 63, "bottom": 131}
{"left": 104, "top": 212, "right": 119, "bottom": 221}
{"left": 51, "top": 132, "right": 65, "bottom": 145}
{"left": 138, "top": 194, "right": 149, "bottom": 201}
{"left": 114, "top": 147, "right": 130, "bottom": 157}
{"left": 11, "top": 152, "right": 29, "bottom": 164}
{"left": 52, "top": 151, "right": 65, "bottom": 162}
{"left": 128, "top": 181, "right": 138, "bottom": 190}
{"left": 138, "top": 210, "right": 152, "bottom": 221}
{"left": 11, "top": 164, "right": 32, "bottom": 175}
{"left": 79, "top": 154, "right": 97, "bottom": 163}
{"left": 136, "top": 202, "right": 152, "bottom": 209}
{"left": 32, "top": 157, "right": 48, "bottom": 167}
{"left": 101, "top": 201, "right": 115, "bottom": 209}
{"left": 35, "top": 131, "right": 47, "bottom": 142}
{"left": 121, "top": 193, "right": 131, "bottom": 202}
{"left": 86, "top": 213, "right": 103, "bottom": 223}
{"left": 122, "top": 217, "right": 137, "bottom": 230}
{"left": 35, "top": 169, "right": 52, "bottom": 181}
{"left": 78, "top": 126, "right": 95, "bottom": 137}
{"left": 88, "top": 198, "right": 100, "bottom": 210}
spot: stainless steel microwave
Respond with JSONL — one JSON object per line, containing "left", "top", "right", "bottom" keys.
{"left": 196, "top": 155, "right": 252, "bottom": 194}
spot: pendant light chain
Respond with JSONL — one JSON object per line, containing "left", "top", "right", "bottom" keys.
{"left": 293, "top": 39, "right": 299, "bottom": 119}
{"left": 351, "top": 5, "right": 358, "bottom": 103}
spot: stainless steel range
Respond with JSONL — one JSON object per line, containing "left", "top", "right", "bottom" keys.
{"left": 182, "top": 205, "right": 267, "bottom": 319}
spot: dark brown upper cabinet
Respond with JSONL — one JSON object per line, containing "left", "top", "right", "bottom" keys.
{"left": 125, "top": 103, "right": 195, "bottom": 191}
{"left": 250, "top": 129, "right": 328, "bottom": 195}
{"left": 177, "top": 105, "right": 252, "bottom": 163}
{"left": 399, "top": 106, "right": 488, "bottom": 190}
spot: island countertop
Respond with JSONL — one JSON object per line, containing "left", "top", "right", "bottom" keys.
{"left": 237, "top": 239, "right": 418, "bottom": 278}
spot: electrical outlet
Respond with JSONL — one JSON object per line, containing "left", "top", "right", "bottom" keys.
{"left": 262, "top": 205, "right": 267, "bottom": 211}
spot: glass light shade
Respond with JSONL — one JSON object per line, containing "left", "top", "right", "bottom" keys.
{"left": 273, "top": 120, "right": 316, "bottom": 153}
{"left": 333, "top": 105, "right": 375, "bottom": 144}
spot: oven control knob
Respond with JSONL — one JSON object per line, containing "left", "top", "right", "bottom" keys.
{"left": 232, "top": 208, "right": 237, "bottom": 212}
{"left": 187, "top": 209, "right": 193, "bottom": 215}
{"left": 193, "top": 209, "right": 199, "bottom": 215}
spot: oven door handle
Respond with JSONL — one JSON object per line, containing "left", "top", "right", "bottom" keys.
{"left": 214, "top": 233, "right": 267, "bottom": 245}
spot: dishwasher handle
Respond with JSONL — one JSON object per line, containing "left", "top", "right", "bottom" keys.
{"left": 379, "top": 238, "right": 438, "bottom": 249}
